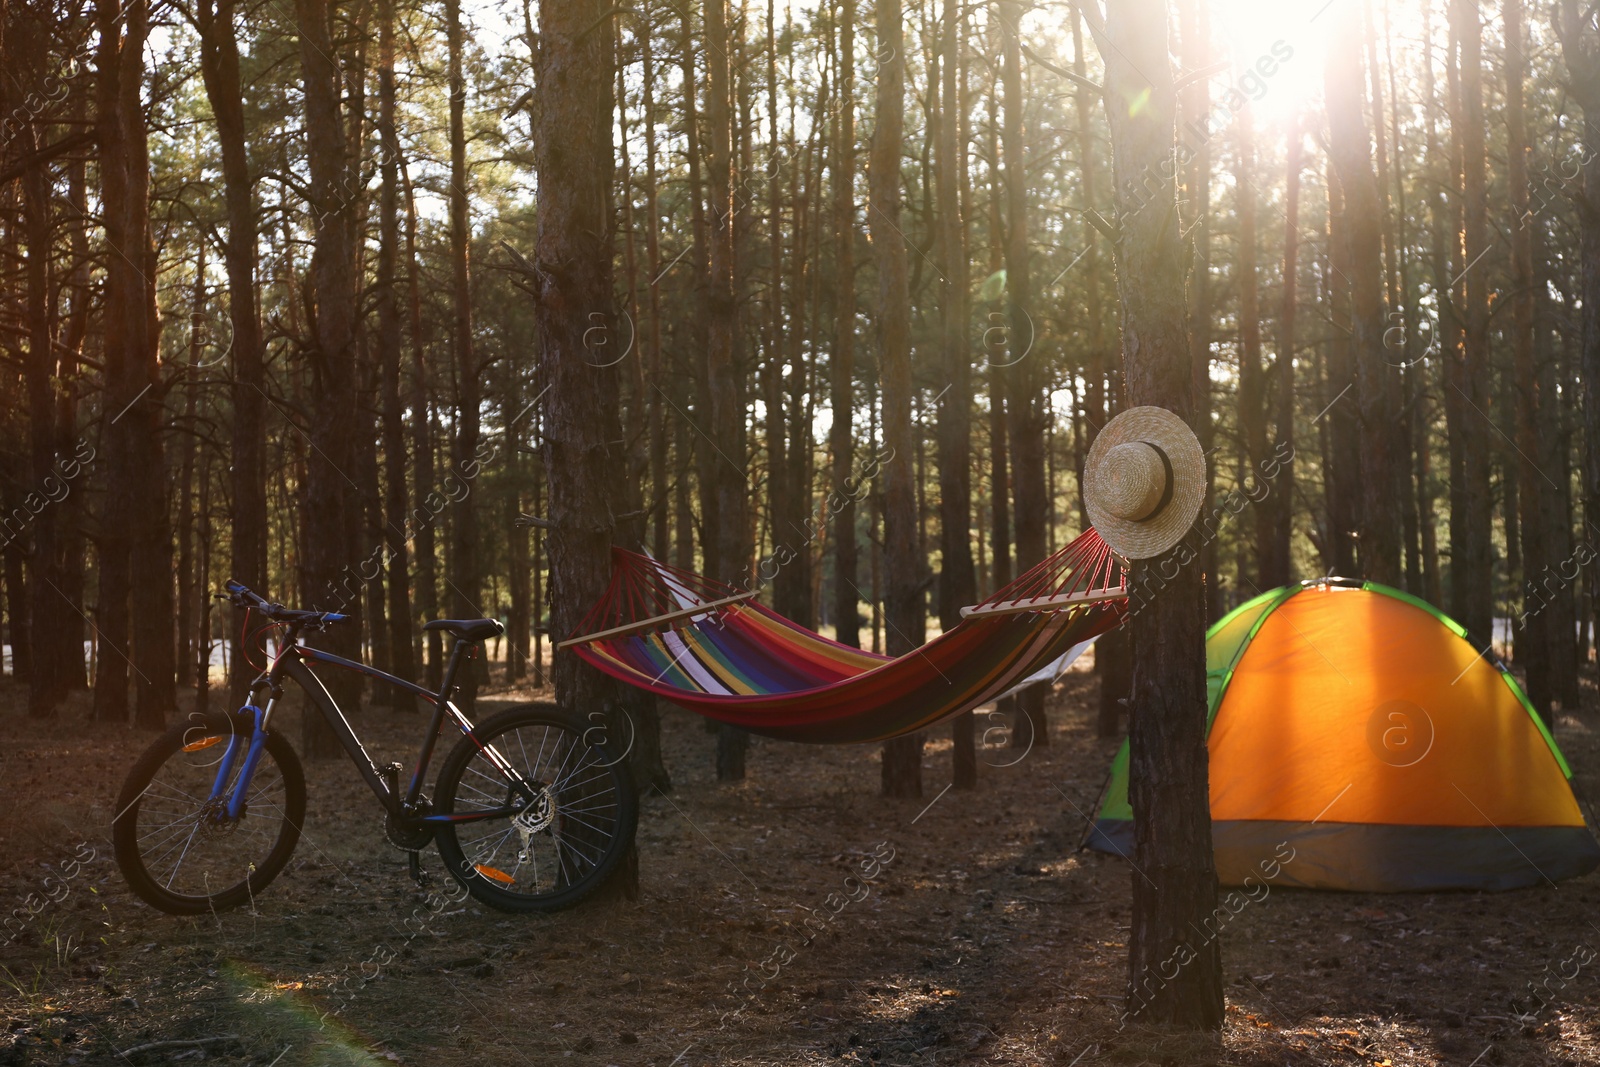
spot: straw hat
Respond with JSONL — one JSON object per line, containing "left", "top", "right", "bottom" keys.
{"left": 1083, "top": 406, "right": 1206, "bottom": 559}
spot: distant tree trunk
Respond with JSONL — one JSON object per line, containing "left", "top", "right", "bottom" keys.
{"left": 1506, "top": 0, "right": 1550, "bottom": 720}
{"left": 705, "top": 0, "right": 749, "bottom": 780}
{"left": 830, "top": 0, "right": 861, "bottom": 651}
{"left": 1071, "top": 0, "right": 1127, "bottom": 738}
{"left": 176, "top": 259, "right": 205, "bottom": 688}
{"left": 1446, "top": 0, "right": 1493, "bottom": 642}
{"left": 1323, "top": 163, "right": 1362, "bottom": 577}
{"left": 1419, "top": 1, "right": 1446, "bottom": 606}
{"left": 94, "top": 0, "right": 175, "bottom": 730}
{"left": 377, "top": 0, "right": 415, "bottom": 708}
{"left": 1236, "top": 105, "right": 1268, "bottom": 590}
{"left": 446, "top": 0, "right": 483, "bottom": 707}
{"left": 5, "top": 542, "right": 30, "bottom": 682}
{"left": 1326, "top": 0, "right": 1398, "bottom": 586}
{"left": 874, "top": 0, "right": 922, "bottom": 799}
{"left": 1095, "top": 0, "right": 1223, "bottom": 1030}
{"left": 1000, "top": 0, "right": 1049, "bottom": 749}
{"left": 403, "top": 157, "right": 443, "bottom": 687}
{"left": 640, "top": 18, "right": 669, "bottom": 562}
{"left": 296, "top": 0, "right": 364, "bottom": 752}
{"left": 935, "top": 0, "right": 977, "bottom": 786}
{"left": 1555, "top": 3, "right": 1600, "bottom": 683}
{"left": 196, "top": 0, "right": 268, "bottom": 706}
{"left": 21, "top": 103, "right": 69, "bottom": 718}
{"left": 1261, "top": 124, "right": 1300, "bottom": 590}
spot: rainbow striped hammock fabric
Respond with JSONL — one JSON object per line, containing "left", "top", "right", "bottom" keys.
{"left": 563, "top": 528, "right": 1130, "bottom": 745}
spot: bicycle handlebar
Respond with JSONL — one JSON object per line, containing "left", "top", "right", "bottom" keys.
{"left": 218, "top": 580, "right": 350, "bottom": 629}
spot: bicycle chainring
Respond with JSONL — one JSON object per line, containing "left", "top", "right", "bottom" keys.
{"left": 384, "top": 803, "right": 436, "bottom": 852}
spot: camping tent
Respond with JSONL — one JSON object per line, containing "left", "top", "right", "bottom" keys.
{"left": 1086, "top": 579, "right": 1600, "bottom": 892}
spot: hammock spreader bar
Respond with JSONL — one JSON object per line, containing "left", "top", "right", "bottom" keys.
{"left": 566, "top": 527, "right": 1130, "bottom": 744}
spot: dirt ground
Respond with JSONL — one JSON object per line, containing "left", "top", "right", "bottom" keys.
{"left": 2, "top": 658, "right": 1600, "bottom": 1067}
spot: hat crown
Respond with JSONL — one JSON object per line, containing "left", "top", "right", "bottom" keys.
{"left": 1092, "top": 442, "right": 1169, "bottom": 522}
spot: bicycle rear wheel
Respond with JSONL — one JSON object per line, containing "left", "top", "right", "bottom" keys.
{"left": 112, "top": 711, "right": 305, "bottom": 915}
{"left": 433, "top": 706, "right": 637, "bottom": 912}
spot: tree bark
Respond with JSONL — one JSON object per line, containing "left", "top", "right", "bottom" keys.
{"left": 935, "top": 0, "right": 977, "bottom": 786}
{"left": 197, "top": 0, "right": 268, "bottom": 707}
{"left": 296, "top": 0, "right": 364, "bottom": 753}
{"left": 1261, "top": 123, "right": 1301, "bottom": 590}
{"left": 1445, "top": 0, "right": 1493, "bottom": 643}
{"left": 1236, "top": 105, "right": 1268, "bottom": 590}
{"left": 875, "top": 0, "right": 922, "bottom": 798}
{"left": 999, "top": 0, "right": 1049, "bottom": 748}
{"left": 830, "top": 0, "right": 861, "bottom": 651}
{"left": 1094, "top": 0, "right": 1223, "bottom": 1030}
{"left": 377, "top": 0, "right": 415, "bottom": 708}
{"left": 529, "top": 0, "right": 635, "bottom": 894}
{"left": 94, "top": 0, "right": 175, "bottom": 730}
{"left": 1326, "top": 0, "right": 1398, "bottom": 586}
{"left": 702, "top": 0, "right": 749, "bottom": 780}
{"left": 446, "top": 0, "right": 483, "bottom": 707}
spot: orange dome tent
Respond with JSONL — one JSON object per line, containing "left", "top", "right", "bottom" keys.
{"left": 1086, "top": 579, "right": 1600, "bottom": 892}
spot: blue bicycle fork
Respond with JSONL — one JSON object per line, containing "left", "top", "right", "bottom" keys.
{"left": 209, "top": 703, "right": 271, "bottom": 820}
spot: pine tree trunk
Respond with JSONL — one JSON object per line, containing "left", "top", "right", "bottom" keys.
{"left": 1261, "top": 124, "right": 1300, "bottom": 590}
{"left": 196, "top": 0, "right": 268, "bottom": 707}
{"left": 1326, "top": 2, "right": 1398, "bottom": 585}
{"left": 21, "top": 100, "right": 69, "bottom": 718}
{"left": 1236, "top": 105, "right": 1267, "bottom": 590}
{"left": 830, "top": 0, "right": 861, "bottom": 651}
{"left": 875, "top": 0, "right": 922, "bottom": 798}
{"left": 528, "top": 0, "right": 636, "bottom": 895}
{"left": 1506, "top": 0, "right": 1551, "bottom": 720}
{"left": 446, "top": 0, "right": 483, "bottom": 708}
{"left": 935, "top": 0, "right": 977, "bottom": 786}
{"left": 1446, "top": 0, "right": 1493, "bottom": 643}
{"left": 1323, "top": 163, "right": 1362, "bottom": 578}
{"left": 999, "top": 0, "right": 1049, "bottom": 748}
{"left": 377, "top": 0, "right": 415, "bottom": 709}
{"left": 1095, "top": 0, "right": 1223, "bottom": 1030}
{"left": 94, "top": 0, "right": 176, "bottom": 730}
{"left": 296, "top": 0, "right": 364, "bottom": 753}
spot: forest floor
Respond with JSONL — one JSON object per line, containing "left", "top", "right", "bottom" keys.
{"left": 2, "top": 657, "right": 1600, "bottom": 1067}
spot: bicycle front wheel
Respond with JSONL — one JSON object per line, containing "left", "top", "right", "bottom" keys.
{"left": 434, "top": 707, "right": 638, "bottom": 913}
{"left": 112, "top": 711, "right": 306, "bottom": 915}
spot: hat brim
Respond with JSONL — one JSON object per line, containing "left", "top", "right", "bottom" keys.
{"left": 1083, "top": 406, "right": 1207, "bottom": 559}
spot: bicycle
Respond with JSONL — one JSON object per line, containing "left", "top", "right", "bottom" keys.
{"left": 112, "top": 581, "right": 638, "bottom": 916}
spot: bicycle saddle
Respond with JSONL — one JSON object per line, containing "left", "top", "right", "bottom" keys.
{"left": 423, "top": 618, "right": 505, "bottom": 642}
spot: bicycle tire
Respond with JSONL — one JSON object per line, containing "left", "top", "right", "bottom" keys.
{"left": 433, "top": 706, "right": 638, "bottom": 913}
{"left": 112, "top": 711, "right": 306, "bottom": 915}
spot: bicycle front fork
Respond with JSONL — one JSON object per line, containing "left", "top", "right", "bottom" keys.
{"left": 209, "top": 703, "right": 271, "bottom": 820}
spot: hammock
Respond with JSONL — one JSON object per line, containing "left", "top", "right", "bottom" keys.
{"left": 564, "top": 528, "right": 1130, "bottom": 744}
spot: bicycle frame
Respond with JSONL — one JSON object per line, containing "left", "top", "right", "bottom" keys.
{"left": 206, "top": 625, "right": 538, "bottom": 829}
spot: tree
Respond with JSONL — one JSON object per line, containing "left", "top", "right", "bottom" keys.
{"left": 295, "top": 0, "right": 365, "bottom": 753}
{"left": 200, "top": 0, "right": 268, "bottom": 710}
{"left": 524, "top": 0, "right": 636, "bottom": 895}
{"left": 1092, "top": 0, "right": 1223, "bottom": 1030}
{"left": 830, "top": 0, "right": 861, "bottom": 652}
{"left": 875, "top": 0, "right": 922, "bottom": 799}
{"left": 934, "top": 0, "right": 977, "bottom": 786}
{"left": 446, "top": 0, "right": 482, "bottom": 701}
{"left": 1326, "top": 0, "right": 1397, "bottom": 586}
{"left": 1444, "top": 0, "right": 1492, "bottom": 643}
{"left": 93, "top": 0, "right": 175, "bottom": 730}
{"left": 375, "top": 0, "right": 415, "bottom": 709}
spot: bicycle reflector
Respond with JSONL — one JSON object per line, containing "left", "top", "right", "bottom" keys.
{"left": 474, "top": 864, "right": 516, "bottom": 885}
